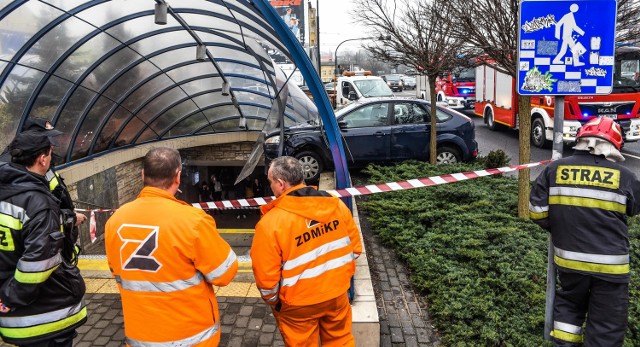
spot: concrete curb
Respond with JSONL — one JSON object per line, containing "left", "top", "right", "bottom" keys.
{"left": 318, "top": 172, "right": 380, "bottom": 347}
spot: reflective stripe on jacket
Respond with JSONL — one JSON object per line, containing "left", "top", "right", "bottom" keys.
{"left": 0, "top": 301, "right": 86, "bottom": 340}
{"left": 529, "top": 151, "right": 640, "bottom": 282}
{"left": 251, "top": 185, "right": 362, "bottom": 306}
{"left": 105, "top": 187, "right": 238, "bottom": 346}
{"left": 0, "top": 162, "right": 87, "bottom": 345}
{"left": 45, "top": 170, "right": 59, "bottom": 192}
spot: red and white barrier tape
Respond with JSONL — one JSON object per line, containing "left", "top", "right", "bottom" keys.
{"left": 74, "top": 208, "right": 113, "bottom": 213}
{"left": 192, "top": 160, "right": 551, "bottom": 209}
{"left": 74, "top": 209, "right": 113, "bottom": 243}
{"left": 75, "top": 160, "right": 551, "bottom": 242}
{"left": 89, "top": 210, "right": 97, "bottom": 243}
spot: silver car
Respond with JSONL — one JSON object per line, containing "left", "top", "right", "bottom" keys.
{"left": 402, "top": 76, "right": 416, "bottom": 90}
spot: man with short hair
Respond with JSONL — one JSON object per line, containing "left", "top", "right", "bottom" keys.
{"left": 0, "top": 131, "right": 87, "bottom": 346}
{"left": 251, "top": 156, "right": 362, "bottom": 346}
{"left": 530, "top": 117, "right": 640, "bottom": 346}
{"left": 105, "top": 147, "right": 238, "bottom": 346}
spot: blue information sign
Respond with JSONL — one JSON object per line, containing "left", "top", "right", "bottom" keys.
{"left": 517, "top": 0, "right": 617, "bottom": 95}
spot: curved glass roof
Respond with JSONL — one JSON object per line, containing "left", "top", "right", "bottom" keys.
{"left": 0, "top": 0, "right": 318, "bottom": 165}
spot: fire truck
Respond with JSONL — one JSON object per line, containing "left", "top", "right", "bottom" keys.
{"left": 474, "top": 46, "right": 640, "bottom": 148}
{"left": 434, "top": 67, "right": 476, "bottom": 109}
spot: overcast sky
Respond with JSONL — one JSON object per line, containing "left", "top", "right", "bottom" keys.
{"left": 317, "top": 0, "right": 371, "bottom": 55}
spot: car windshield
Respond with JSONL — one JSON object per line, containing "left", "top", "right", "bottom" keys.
{"left": 614, "top": 51, "right": 640, "bottom": 91}
{"left": 354, "top": 79, "right": 394, "bottom": 97}
{"left": 385, "top": 75, "right": 401, "bottom": 81}
{"left": 453, "top": 68, "right": 475, "bottom": 82}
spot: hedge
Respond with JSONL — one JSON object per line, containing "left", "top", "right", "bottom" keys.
{"left": 358, "top": 157, "right": 640, "bottom": 346}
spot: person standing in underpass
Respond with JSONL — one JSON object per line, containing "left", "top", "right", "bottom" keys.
{"left": 105, "top": 147, "right": 238, "bottom": 346}
{"left": 251, "top": 156, "right": 362, "bottom": 346}
{"left": 529, "top": 117, "right": 640, "bottom": 346}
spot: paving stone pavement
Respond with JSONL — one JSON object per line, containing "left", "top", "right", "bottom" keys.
{"left": 358, "top": 202, "right": 441, "bottom": 347}
{"left": 0, "top": 200, "right": 441, "bottom": 346}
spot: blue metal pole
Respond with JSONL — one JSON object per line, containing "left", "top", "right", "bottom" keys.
{"left": 253, "top": 0, "right": 352, "bottom": 198}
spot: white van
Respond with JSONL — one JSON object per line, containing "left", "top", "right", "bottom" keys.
{"left": 334, "top": 71, "right": 394, "bottom": 109}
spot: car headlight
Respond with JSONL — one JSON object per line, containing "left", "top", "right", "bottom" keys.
{"left": 265, "top": 136, "right": 280, "bottom": 144}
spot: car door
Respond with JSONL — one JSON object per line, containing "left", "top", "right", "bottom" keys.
{"left": 390, "top": 102, "right": 430, "bottom": 161}
{"left": 339, "top": 102, "right": 392, "bottom": 165}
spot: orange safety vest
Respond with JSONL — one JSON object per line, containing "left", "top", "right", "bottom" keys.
{"left": 105, "top": 187, "right": 238, "bottom": 346}
{"left": 251, "top": 185, "right": 362, "bottom": 306}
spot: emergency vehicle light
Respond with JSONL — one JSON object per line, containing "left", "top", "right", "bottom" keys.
{"left": 342, "top": 71, "right": 372, "bottom": 77}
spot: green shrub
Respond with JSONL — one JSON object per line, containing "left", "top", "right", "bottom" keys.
{"left": 360, "top": 160, "right": 640, "bottom": 346}
{"left": 478, "top": 149, "right": 512, "bottom": 169}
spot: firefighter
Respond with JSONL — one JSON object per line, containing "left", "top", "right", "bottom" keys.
{"left": 105, "top": 147, "right": 238, "bottom": 346}
{"left": 0, "top": 131, "right": 87, "bottom": 346}
{"left": 530, "top": 117, "right": 640, "bottom": 346}
{"left": 251, "top": 156, "right": 363, "bottom": 346}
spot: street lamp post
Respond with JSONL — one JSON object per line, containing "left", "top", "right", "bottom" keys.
{"left": 333, "top": 37, "right": 364, "bottom": 87}
{"left": 316, "top": 0, "right": 321, "bottom": 75}
{"left": 332, "top": 36, "right": 389, "bottom": 107}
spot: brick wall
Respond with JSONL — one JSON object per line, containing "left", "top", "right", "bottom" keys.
{"left": 180, "top": 142, "right": 255, "bottom": 162}
{"left": 115, "top": 158, "right": 143, "bottom": 206}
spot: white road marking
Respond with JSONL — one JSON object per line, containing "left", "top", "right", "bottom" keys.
{"left": 623, "top": 152, "right": 640, "bottom": 160}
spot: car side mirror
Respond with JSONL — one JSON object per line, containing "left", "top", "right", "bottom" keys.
{"left": 348, "top": 91, "right": 358, "bottom": 101}
{"left": 338, "top": 120, "right": 348, "bottom": 129}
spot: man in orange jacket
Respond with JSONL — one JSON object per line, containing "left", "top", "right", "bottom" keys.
{"left": 105, "top": 147, "right": 238, "bottom": 346}
{"left": 251, "top": 156, "right": 362, "bottom": 346}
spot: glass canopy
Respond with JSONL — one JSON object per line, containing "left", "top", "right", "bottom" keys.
{"left": 0, "top": 0, "right": 318, "bottom": 165}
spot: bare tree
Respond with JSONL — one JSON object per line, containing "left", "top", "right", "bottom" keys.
{"left": 448, "top": 0, "right": 640, "bottom": 218}
{"left": 353, "top": 0, "right": 476, "bottom": 164}
{"left": 356, "top": 49, "right": 390, "bottom": 75}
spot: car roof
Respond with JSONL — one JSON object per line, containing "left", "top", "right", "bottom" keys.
{"left": 342, "top": 75, "right": 384, "bottom": 81}
{"left": 335, "top": 96, "right": 430, "bottom": 116}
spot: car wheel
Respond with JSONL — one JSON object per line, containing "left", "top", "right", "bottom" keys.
{"left": 485, "top": 108, "right": 497, "bottom": 130}
{"left": 295, "top": 151, "right": 323, "bottom": 182}
{"left": 531, "top": 117, "right": 548, "bottom": 148}
{"left": 437, "top": 94, "right": 443, "bottom": 102}
{"left": 436, "top": 146, "right": 461, "bottom": 164}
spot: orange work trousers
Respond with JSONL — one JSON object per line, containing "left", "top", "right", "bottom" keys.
{"left": 273, "top": 293, "right": 355, "bottom": 347}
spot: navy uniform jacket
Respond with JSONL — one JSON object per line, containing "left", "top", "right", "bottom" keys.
{"left": 530, "top": 151, "right": 640, "bottom": 283}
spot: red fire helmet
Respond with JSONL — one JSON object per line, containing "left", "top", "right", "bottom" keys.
{"left": 576, "top": 117, "right": 623, "bottom": 150}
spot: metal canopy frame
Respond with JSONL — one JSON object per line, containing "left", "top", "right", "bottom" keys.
{"left": 0, "top": 0, "right": 348, "bottom": 191}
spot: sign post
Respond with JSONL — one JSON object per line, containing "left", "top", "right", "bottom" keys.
{"left": 517, "top": 0, "right": 617, "bottom": 341}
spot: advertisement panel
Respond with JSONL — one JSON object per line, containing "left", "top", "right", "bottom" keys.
{"left": 269, "top": 0, "right": 306, "bottom": 45}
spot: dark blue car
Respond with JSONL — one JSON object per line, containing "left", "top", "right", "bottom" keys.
{"left": 264, "top": 97, "right": 479, "bottom": 181}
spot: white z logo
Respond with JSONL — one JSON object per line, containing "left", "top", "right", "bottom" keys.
{"left": 116, "top": 224, "right": 162, "bottom": 272}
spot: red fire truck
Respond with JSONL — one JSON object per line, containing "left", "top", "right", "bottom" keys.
{"left": 434, "top": 67, "right": 476, "bottom": 109}
{"left": 474, "top": 46, "right": 640, "bottom": 148}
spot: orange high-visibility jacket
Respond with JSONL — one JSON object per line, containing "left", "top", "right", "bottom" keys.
{"left": 251, "top": 185, "right": 362, "bottom": 306}
{"left": 105, "top": 187, "right": 238, "bottom": 347}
